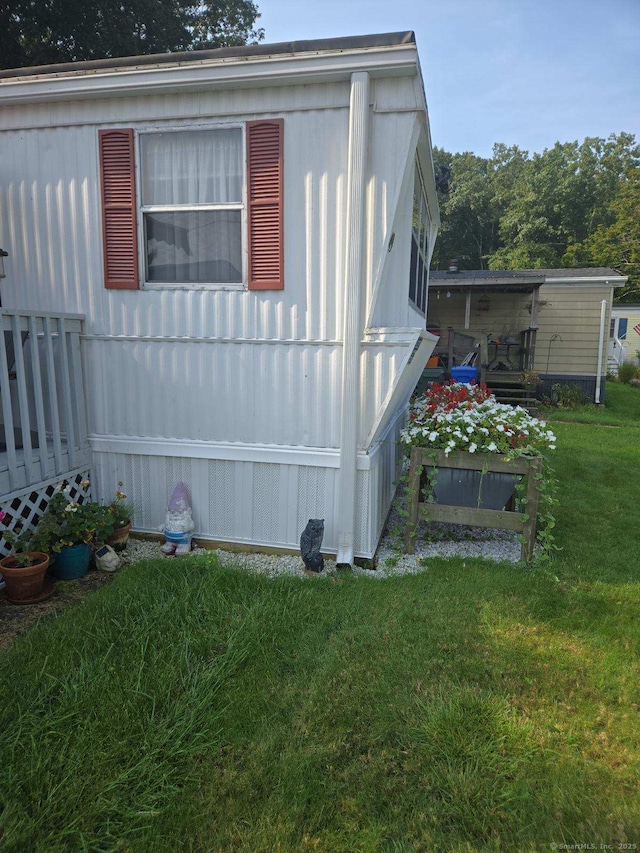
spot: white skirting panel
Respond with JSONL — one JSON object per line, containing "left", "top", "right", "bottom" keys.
{"left": 90, "top": 405, "right": 407, "bottom": 559}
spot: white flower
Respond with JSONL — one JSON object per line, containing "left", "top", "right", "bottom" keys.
{"left": 469, "top": 443, "right": 477, "bottom": 453}
{"left": 487, "top": 442, "right": 497, "bottom": 452}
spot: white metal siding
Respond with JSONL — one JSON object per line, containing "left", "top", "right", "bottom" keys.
{"left": 92, "top": 446, "right": 389, "bottom": 558}
{"left": 1, "top": 74, "right": 428, "bottom": 557}
{"left": 371, "top": 157, "right": 416, "bottom": 328}
{"left": 83, "top": 338, "right": 345, "bottom": 447}
{"left": 1, "top": 107, "right": 351, "bottom": 342}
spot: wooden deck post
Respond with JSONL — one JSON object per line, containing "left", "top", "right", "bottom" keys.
{"left": 479, "top": 333, "right": 489, "bottom": 386}
{"left": 404, "top": 445, "right": 422, "bottom": 554}
{"left": 521, "top": 456, "right": 542, "bottom": 562}
{"left": 447, "top": 327, "right": 454, "bottom": 370}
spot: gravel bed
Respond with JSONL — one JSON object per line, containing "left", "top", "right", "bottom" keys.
{"left": 123, "top": 492, "right": 522, "bottom": 581}
{"left": 371, "top": 497, "right": 522, "bottom": 576}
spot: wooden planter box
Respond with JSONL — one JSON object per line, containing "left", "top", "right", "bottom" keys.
{"left": 404, "top": 447, "right": 542, "bottom": 563}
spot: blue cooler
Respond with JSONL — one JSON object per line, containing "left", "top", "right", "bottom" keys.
{"left": 450, "top": 366, "right": 478, "bottom": 384}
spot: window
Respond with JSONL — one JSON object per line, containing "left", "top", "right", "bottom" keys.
{"left": 140, "top": 128, "right": 244, "bottom": 285}
{"left": 610, "top": 317, "right": 629, "bottom": 340}
{"left": 618, "top": 318, "right": 628, "bottom": 340}
{"left": 409, "top": 162, "right": 431, "bottom": 314}
{"left": 99, "top": 120, "right": 284, "bottom": 291}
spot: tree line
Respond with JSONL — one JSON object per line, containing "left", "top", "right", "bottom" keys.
{"left": 431, "top": 134, "right": 639, "bottom": 302}
{"left": 0, "top": 0, "right": 264, "bottom": 70}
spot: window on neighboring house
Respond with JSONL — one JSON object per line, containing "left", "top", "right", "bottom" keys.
{"left": 140, "top": 128, "right": 244, "bottom": 285}
{"left": 610, "top": 317, "right": 629, "bottom": 340}
{"left": 409, "top": 162, "right": 431, "bottom": 314}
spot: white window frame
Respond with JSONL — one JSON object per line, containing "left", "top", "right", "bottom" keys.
{"left": 409, "top": 160, "right": 432, "bottom": 315}
{"left": 135, "top": 122, "right": 248, "bottom": 290}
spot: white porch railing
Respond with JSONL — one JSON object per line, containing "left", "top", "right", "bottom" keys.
{"left": 607, "top": 337, "right": 626, "bottom": 374}
{"left": 0, "top": 310, "right": 91, "bottom": 500}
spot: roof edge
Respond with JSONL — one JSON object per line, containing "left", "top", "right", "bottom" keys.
{"left": 0, "top": 32, "right": 416, "bottom": 81}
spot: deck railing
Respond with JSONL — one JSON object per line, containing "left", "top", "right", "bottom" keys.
{"left": 0, "top": 310, "right": 91, "bottom": 499}
{"left": 607, "top": 337, "right": 626, "bottom": 374}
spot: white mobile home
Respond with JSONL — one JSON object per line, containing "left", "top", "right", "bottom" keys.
{"left": 0, "top": 33, "right": 439, "bottom": 562}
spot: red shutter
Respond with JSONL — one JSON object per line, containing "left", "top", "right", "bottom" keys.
{"left": 99, "top": 129, "right": 139, "bottom": 290}
{"left": 247, "top": 119, "right": 284, "bottom": 290}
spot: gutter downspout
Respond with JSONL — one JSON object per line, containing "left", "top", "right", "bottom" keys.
{"left": 595, "top": 299, "right": 607, "bottom": 404}
{"left": 336, "top": 71, "right": 370, "bottom": 566}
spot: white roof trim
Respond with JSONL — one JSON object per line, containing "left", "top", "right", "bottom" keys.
{"left": 543, "top": 275, "right": 627, "bottom": 285}
{"left": 0, "top": 44, "right": 418, "bottom": 106}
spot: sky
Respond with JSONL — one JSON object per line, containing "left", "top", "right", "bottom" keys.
{"left": 257, "top": 0, "right": 640, "bottom": 158}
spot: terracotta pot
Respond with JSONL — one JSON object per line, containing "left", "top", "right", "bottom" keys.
{"left": 107, "top": 522, "right": 131, "bottom": 552}
{"left": 0, "top": 552, "right": 50, "bottom": 601}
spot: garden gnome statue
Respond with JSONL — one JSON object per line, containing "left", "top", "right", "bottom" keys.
{"left": 161, "top": 482, "right": 195, "bottom": 556}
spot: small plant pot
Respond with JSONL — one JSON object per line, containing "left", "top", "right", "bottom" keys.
{"left": 107, "top": 522, "right": 131, "bottom": 552}
{"left": 50, "top": 543, "right": 92, "bottom": 580}
{"left": 0, "top": 552, "right": 50, "bottom": 601}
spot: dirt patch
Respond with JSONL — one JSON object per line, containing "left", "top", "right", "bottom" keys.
{"left": 0, "top": 566, "right": 117, "bottom": 651}
{"left": 0, "top": 538, "right": 170, "bottom": 652}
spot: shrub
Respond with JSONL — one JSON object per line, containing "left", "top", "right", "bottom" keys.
{"left": 551, "top": 383, "right": 587, "bottom": 408}
{"left": 618, "top": 361, "right": 639, "bottom": 385}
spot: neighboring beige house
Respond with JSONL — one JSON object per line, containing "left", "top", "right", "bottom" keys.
{"left": 609, "top": 304, "right": 640, "bottom": 370}
{"left": 427, "top": 267, "right": 627, "bottom": 402}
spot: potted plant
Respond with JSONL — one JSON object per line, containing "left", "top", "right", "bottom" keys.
{"left": 522, "top": 369, "right": 541, "bottom": 393}
{"left": 104, "top": 482, "right": 136, "bottom": 552}
{"left": 401, "top": 380, "right": 557, "bottom": 508}
{"left": 0, "top": 511, "right": 51, "bottom": 602}
{"left": 30, "top": 490, "right": 113, "bottom": 580}
{"left": 401, "top": 380, "right": 560, "bottom": 561}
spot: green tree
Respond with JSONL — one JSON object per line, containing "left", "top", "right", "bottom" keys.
{"left": 584, "top": 167, "right": 640, "bottom": 302}
{"left": 431, "top": 133, "right": 640, "bottom": 286}
{"left": 0, "top": 0, "right": 263, "bottom": 70}
{"left": 431, "top": 148, "right": 499, "bottom": 270}
{"left": 490, "top": 135, "right": 639, "bottom": 270}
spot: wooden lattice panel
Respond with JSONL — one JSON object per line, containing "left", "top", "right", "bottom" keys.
{"left": 0, "top": 470, "right": 91, "bottom": 557}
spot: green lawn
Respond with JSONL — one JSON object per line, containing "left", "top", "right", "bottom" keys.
{"left": 1, "top": 386, "right": 639, "bottom": 852}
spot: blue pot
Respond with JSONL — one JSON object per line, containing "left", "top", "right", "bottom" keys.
{"left": 51, "top": 543, "right": 92, "bottom": 580}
